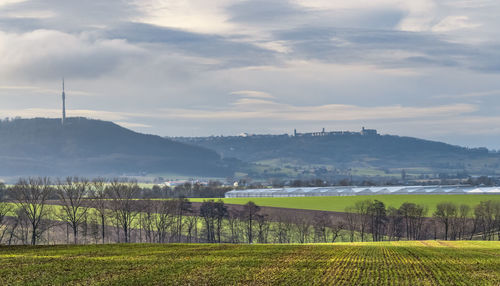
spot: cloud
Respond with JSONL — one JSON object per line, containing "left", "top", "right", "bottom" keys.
{"left": 3, "top": 9, "right": 56, "bottom": 19}
{"left": 1, "top": 0, "right": 500, "bottom": 148}
{"left": 0, "top": 85, "right": 94, "bottom": 96}
{"left": 231, "top": 90, "right": 274, "bottom": 99}
{"left": 133, "top": 0, "right": 235, "bottom": 34}
{"left": 0, "top": 29, "right": 143, "bottom": 80}
{"left": 0, "top": 0, "right": 26, "bottom": 8}
{"left": 106, "top": 23, "right": 277, "bottom": 68}
{"left": 432, "top": 16, "right": 481, "bottom": 32}
{"left": 158, "top": 97, "right": 477, "bottom": 121}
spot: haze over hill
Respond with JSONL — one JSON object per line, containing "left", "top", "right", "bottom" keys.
{"left": 0, "top": 117, "right": 240, "bottom": 179}
{"left": 174, "top": 130, "right": 500, "bottom": 180}
{"left": 1, "top": 118, "right": 499, "bottom": 182}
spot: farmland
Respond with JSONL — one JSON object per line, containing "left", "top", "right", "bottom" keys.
{"left": 0, "top": 241, "right": 498, "bottom": 285}
{"left": 191, "top": 195, "right": 500, "bottom": 214}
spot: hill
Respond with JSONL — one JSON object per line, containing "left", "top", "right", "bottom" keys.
{"left": 174, "top": 132, "right": 500, "bottom": 179}
{"left": 0, "top": 117, "right": 240, "bottom": 178}
{"left": 0, "top": 242, "right": 498, "bottom": 285}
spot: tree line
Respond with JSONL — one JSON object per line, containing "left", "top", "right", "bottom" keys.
{"left": 0, "top": 177, "right": 499, "bottom": 245}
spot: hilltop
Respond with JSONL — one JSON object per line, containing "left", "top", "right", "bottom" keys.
{"left": 0, "top": 118, "right": 240, "bottom": 178}
{"left": 174, "top": 130, "right": 500, "bottom": 179}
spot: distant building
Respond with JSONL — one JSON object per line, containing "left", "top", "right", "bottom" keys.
{"left": 361, "top": 127, "right": 377, "bottom": 136}
{"left": 293, "top": 127, "right": 378, "bottom": 137}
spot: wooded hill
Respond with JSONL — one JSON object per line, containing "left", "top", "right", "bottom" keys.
{"left": 0, "top": 118, "right": 240, "bottom": 177}
{"left": 174, "top": 133, "right": 500, "bottom": 178}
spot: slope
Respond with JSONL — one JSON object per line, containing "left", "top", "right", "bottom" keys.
{"left": 0, "top": 117, "right": 239, "bottom": 177}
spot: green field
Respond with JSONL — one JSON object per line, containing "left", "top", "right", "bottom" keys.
{"left": 0, "top": 241, "right": 498, "bottom": 285}
{"left": 190, "top": 195, "right": 500, "bottom": 213}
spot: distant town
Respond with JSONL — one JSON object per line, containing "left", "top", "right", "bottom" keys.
{"left": 174, "top": 127, "right": 378, "bottom": 140}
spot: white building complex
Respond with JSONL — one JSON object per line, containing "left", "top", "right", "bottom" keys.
{"left": 225, "top": 186, "right": 500, "bottom": 198}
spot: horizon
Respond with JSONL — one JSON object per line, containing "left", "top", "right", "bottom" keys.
{"left": 1, "top": 1, "right": 500, "bottom": 149}
{"left": 2, "top": 115, "right": 495, "bottom": 151}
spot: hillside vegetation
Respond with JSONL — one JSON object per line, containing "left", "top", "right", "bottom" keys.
{"left": 0, "top": 118, "right": 241, "bottom": 177}
{"left": 175, "top": 133, "right": 500, "bottom": 178}
{"left": 0, "top": 242, "right": 498, "bottom": 285}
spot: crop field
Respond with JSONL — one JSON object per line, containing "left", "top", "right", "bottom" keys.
{"left": 191, "top": 195, "right": 500, "bottom": 213}
{"left": 0, "top": 241, "right": 498, "bottom": 285}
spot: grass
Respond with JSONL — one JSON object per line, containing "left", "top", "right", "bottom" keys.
{"left": 0, "top": 241, "right": 498, "bottom": 285}
{"left": 190, "top": 195, "right": 500, "bottom": 214}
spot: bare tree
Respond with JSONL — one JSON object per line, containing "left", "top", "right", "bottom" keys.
{"left": 108, "top": 179, "right": 140, "bottom": 243}
{"left": 294, "top": 216, "right": 311, "bottom": 243}
{"left": 344, "top": 206, "right": 357, "bottom": 242}
{"left": 200, "top": 200, "right": 217, "bottom": 242}
{"left": 140, "top": 200, "right": 155, "bottom": 243}
{"left": 399, "top": 203, "right": 427, "bottom": 240}
{"left": 227, "top": 210, "right": 242, "bottom": 243}
{"left": 173, "top": 197, "right": 192, "bottom": 242}
{"left": 13, "top": 177, "right": 53, "bottom": 245}
{"left": 242, "top": 201, "right": 260, "bottom": 244}
{"left": 473, "top": 200, "right": 496, "bottom": 240}
{"left": 256, "top": 213, "right": 270, "bottom": 243}
{"left": 90, "top": 178, "right": 109, "bottom": 244}
{"left": 214, "top": 200, "right": 227, "bottom": 243}
{"left": 0, "top": 186, "right": 12, "bottom": 244}
{"left": 329, "top": 221, "right": 345, "bottom": 243}
{"left": 56, "top": 177, "right": 90, "bottom": 244}
{"left": 273, "top": 212, "right": 293, "bottom": 244}
{"left": 433, "top": 202, "right": 457, "bottom": 240}
{"left": 155, "top": 200, "right": 175, "bottom": 243}
{"left": 354, "top": 200, "right": 371, "bottom": 242}
{"left": 456, "top": 204, "right": 471, "bottom": 240}
{"left": 386, "top": 207, "right": 403, "bottom": 241}
{"left": 368, "top": 200, "right": 387, "bottom": 242}
{"left": 185, "top": 214, "right": 199, "bottom": 243}
{"left": 313, "top": 213, "right": 330, "bottom": 243}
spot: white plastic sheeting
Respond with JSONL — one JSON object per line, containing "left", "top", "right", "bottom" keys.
{"left": 225, "top": 186, "right": 500, "bottom": 198}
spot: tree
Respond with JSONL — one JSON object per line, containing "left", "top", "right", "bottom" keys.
{"left": 386, "top": 206, "right": 403, "bottom": 241}
{"left": 227, "top": 210, "right": 242, "bottom": 243}
{"left": 185, "top": 214, "right": 199, "bottom": 243}
{"left": 368, "top": 200, "right": 387, "bottom": 242}
{"left": 433, "top": 202, "right": 457, "bottom": 240}
{"left": 273, "top": 212, "right": 293, "bottom": 244}
{"left": 214, "top": 200, "right": 227, "bottom": 243}
{"left": 399, "top": 203, "right": 427, "bottom": 240}
{"left": 256, "top": 213, "right": 270, "bottom": 243}
{"left": 242, "top": 202, "right": 260, "bottom": 243}
{"left": 12, "top": 177, "right": 53, "bottom": 245}
{"left": 200, "top": 200, "right": 217, "bottom": 242}
{"left": 456, "top": 204, "right": 471, "bottom": 240}
{"left": 0, "top": 186, "right": 12, "bottom": 244}
{"left": 89, "top": 178, "right": 108, "bottom": 244}
{"left": 353, "top": 200, "right": 371, "bottom": 242}
{"left": 329, "top": 221, "right": 345, "bottom": 243}
{"left": 173, "top": 197, "right": 192, "bottom": 242}
{"left": 344, "top": 206, "right": 357, "bottom": 242}
{"left": 313, "top": 213, "right": 330, "bottom": 243}
{"left": 473, "top": 200, "right": 496, "bottom": 240}
{"left": 294, "top": 216, "right": 311, "bottom": 243}
{"left": 108, "top": 179, "right": 140, "bottom": 243}
{"left": 154, "top": 200, "right": 175, "bottom": 243}
{"left": 56, "top": 177, "right": 90, "bottom": 244}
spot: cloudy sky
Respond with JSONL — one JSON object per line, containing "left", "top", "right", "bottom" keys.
{"left": 1, "top": 0, "right": 500, "bottom": 148}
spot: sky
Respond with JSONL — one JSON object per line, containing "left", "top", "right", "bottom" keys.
{"left": 1, "top": 0, "right": 500, "bottom": 149}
